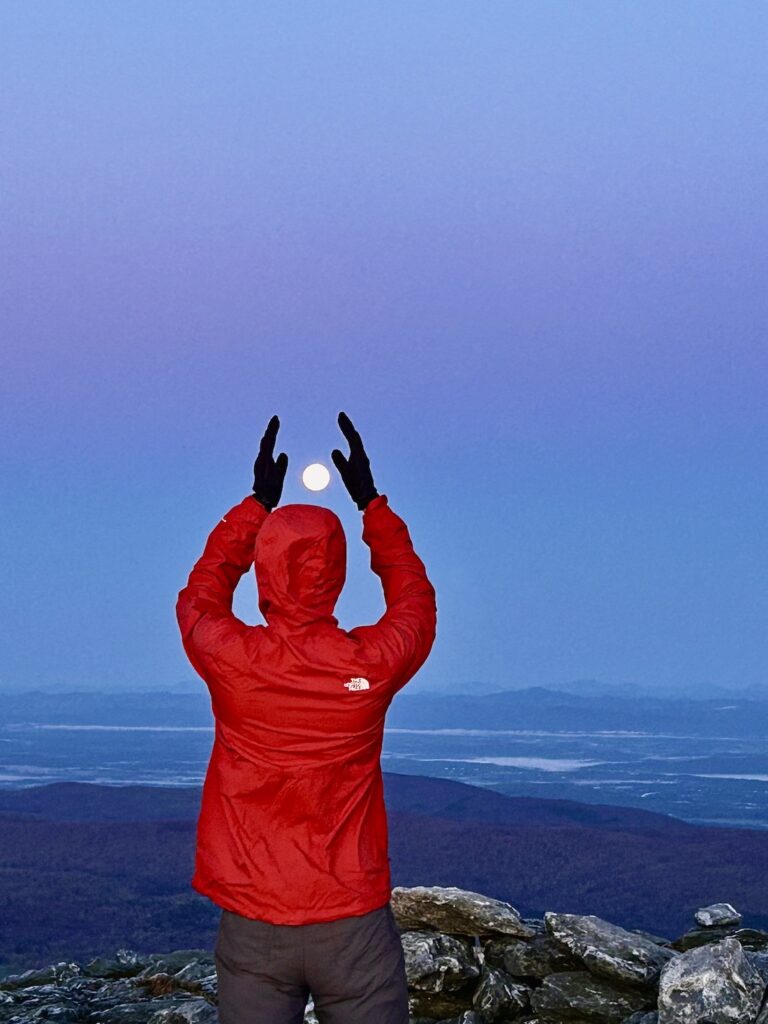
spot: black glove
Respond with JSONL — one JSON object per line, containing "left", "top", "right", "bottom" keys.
{"left": 331, "top": 411, "right": 379, "bottom": 512}
{"left": 252, "top": 414, "right": 288, "bottom": 512}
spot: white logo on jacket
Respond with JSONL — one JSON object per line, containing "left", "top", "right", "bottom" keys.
{"left": 344, "top": 677, "right": 370, "bottom": 691}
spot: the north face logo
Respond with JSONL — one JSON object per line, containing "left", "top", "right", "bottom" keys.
{"left": 344, "top": 677, "right": 370, "bottom": 691}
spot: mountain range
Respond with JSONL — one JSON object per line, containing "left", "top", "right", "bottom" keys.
{"left": 2, "top": 684, "right": 767, "bottom": 737}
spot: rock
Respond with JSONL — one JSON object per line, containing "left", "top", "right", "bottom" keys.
{"left": 134, "top": 972, "right": 183, "bottom": 999}
{"left": 408, "top": 987, "right": 476, "bottom": 1020}
{"left": 522, "top": 918, "right": 547, "bottom": 932}
{"left": 734, "top": 929, "right": 768, "bottom": 952}
{"left": 164, "top": 959, "right": 216, "bottom": 985}
{"left": 0, "top": 961, "right": 83, "bottom": 990}
{"left": 148, "top": 999, "right": 218, "bottom": 1023}
{"left": 657, "top": 935, "right": 765, "bottom": 1024}
{"left": 0, "top": 952, "right": 219, "bottom": 1024}
{"left": 392, "top": 885, "right": 535, "bottom": 938}
{"left": 483, "top": 933, "right": 582, "bottom": 980}
{"left": 88, "top": 999, "right": 186, "bottom": 1021}
{"left": 530, "top": 969, "right": 656, "bottom": 1023}
{"left": 82, "top": 949, "right": 151, "bottom": 979}
{"left": 694, "top": 903, "right": 742, "bottom": 928}
{"left": 629, "top": 929, "right": 674, "bottom": 948}
{"left": 672, "top": 926, "right": 768, "bottom": 953}
{"left": 130, "top": 956, "right": 218, "bottom": 1002}
{"left": 2, "top": 887, "right": 767, "bottom": 1024}
{"left": 471, "top": 962, "right": 531, "bottom": 1021}
{"left": 0, "top": 984, "right": 87, "bottom": 1022}
{"left": 402, "top": 930, "right": 481, "bottom": 993}
{"left": 134, "top": 952, "right": 212, "bottom": 979}
{"left": 747, "top": 950, "right": 768, "bottom": 984}
{"left": 544, "top": 912, "right": 677, "bottom": 988}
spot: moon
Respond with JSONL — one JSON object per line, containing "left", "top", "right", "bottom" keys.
{"left": 302, "top": 463, "right": 331, "bottom": 492}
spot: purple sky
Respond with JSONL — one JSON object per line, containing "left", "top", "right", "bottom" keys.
{"left": 1, "top": 2, "right": 766, "bottom": 696}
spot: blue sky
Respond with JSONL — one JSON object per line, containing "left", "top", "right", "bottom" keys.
{"left": 1, "top": 2, "right": 766, "bottom": 695}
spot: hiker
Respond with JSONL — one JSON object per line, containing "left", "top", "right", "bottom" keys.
{"left": 176, "top": 411, "right": 438, "bottom": 1023}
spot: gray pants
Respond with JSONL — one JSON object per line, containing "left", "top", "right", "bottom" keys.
{"left": 214, "top": 901, "right": 410, "bottom": 1024}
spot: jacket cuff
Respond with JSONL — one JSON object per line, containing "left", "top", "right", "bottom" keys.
{"left": 227, "top": 493, "right": 272, "bottom": 522}
{"left": 362, "top": 493, "right": 389, "bottom": 515}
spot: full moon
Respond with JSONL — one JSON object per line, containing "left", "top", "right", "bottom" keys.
{"left": 302, "top": 463, "right": 331, "bottom": 492}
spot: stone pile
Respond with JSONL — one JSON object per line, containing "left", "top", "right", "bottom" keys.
{"left": 391, "top": 886, "right": 768, "bottom": 1024}
{"left": 1, "top": 885, "right": 767, "bottom": 1023}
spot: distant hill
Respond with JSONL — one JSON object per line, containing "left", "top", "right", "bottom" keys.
{"left": 0, "top": 773, "right": 695, "bottom": 831}
{"left": 383, "top": 772, "right": 698, "bottom": 833}
{"left": 2, "top": 685, "right": 767, "bottom": 737}
{"left": 426, "top": 677, "right": 645, "bottom": 698}
{"left": 1, "top": 775, "right": 766, "bottom": 973}
{"left": 433, "top": 677, "right": 768, "bottom": 701}
{"left": 388, "top": 686, "right": 768, "bottom": 738}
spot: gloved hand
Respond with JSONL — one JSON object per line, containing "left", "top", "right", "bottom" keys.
{"left": 331, "top": 410, "right": 379, "bottom": 512}
{"left": 252, "top": 414, "right": 288, "bottom": 512}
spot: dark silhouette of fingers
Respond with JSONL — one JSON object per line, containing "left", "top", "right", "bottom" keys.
{"left": 338, "top": 411, "right": 364, "bottom": 455}
{"left": 260, "top": 414, "right": 280, "bottom": 457}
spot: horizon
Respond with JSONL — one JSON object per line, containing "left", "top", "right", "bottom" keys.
{"left": 3, "top": 678, "right": 768, "bottom": 701}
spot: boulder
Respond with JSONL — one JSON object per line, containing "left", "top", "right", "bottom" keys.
{"left": 544, "top": 912, "right": 677, "bottom": 988}
{"left": 530, "top": 969, "right": 656, "bottom": 1023}
{"left": 82, "top": 949, "right": 151, "bottom": 979}
{"left": 471, "top": 962, "right": 532, "bottom": 1021}
{"left": 402, "top": 929, "right": 481, "bottom": 993}
{"left": 392, "top": 885, "right": 535, "bottom": 938}
{"left": 148, "top": 999, "right": 218, "bottom": 1023}
{"left": 408, "top": 987, "right": 477, "bottom": 1020}
{"left": 0, "top": 960, "right": 83, "bottom": 990}
{"left": 657, "top": 935, "right": 765, "bottom": 1024}
{"left": 747, "top": 950, "right": 768, "bottom": 984}
{"left": 672, "top": 926, "right": 768, "bottom": 953}
{"left": 694, "top": 903, "right": 742, "bottom": 928}
{"left": 483, "top": 932, "right": 582, "bottom": 980}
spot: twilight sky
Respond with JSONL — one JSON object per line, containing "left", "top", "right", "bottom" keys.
{"left": 1, "top": 2, "right": 766, "bottom": 696}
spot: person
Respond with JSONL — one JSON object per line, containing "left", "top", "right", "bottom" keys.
{"left": 175, "top": 411, "right": 438, "bottom": 1024}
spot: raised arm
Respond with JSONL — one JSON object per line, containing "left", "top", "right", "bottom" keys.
{"left": 354, "top": 493, "right": 437, "bottom": 689}
{"left": 175, "top": 415, "right": 288, "bottom": 684}
{"left": 176, "top": 493, "right": 270, "bottom": 682}
{"left": 331, "top": 410, "right": 437, "bottom": 690}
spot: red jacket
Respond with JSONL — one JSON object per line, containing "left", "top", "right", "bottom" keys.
{"left": 176, "top": 492, "right": 437, "bottom": 924}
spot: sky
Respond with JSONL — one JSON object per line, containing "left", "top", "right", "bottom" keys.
{"left": 1, "top": 2, "right": 766, "bottom": 697}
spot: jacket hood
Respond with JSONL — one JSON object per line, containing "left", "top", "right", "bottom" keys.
{"left": 253, "top": 503, "right": 347, "bottom": 629}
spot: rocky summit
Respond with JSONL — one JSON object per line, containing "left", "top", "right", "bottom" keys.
{"left": 1, "top": 885, "right": 767, "bottom": 1023}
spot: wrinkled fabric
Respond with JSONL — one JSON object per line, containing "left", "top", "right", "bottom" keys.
{"left": 214, "top": 903, "right": 409, "bottom": 1023}
{"left": 176, "top": 493, "right": 437, "bottom": 925}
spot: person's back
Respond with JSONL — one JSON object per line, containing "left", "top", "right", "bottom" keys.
{"left": 175, "top": 412, "right": 437, "bottom": 1023}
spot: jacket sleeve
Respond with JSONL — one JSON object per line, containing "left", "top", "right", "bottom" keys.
{"left": 349, "top": 493, "right": 437, "bottom": 694}
{"left": 175, "top": 494, "right": 269, "bottom": 685}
